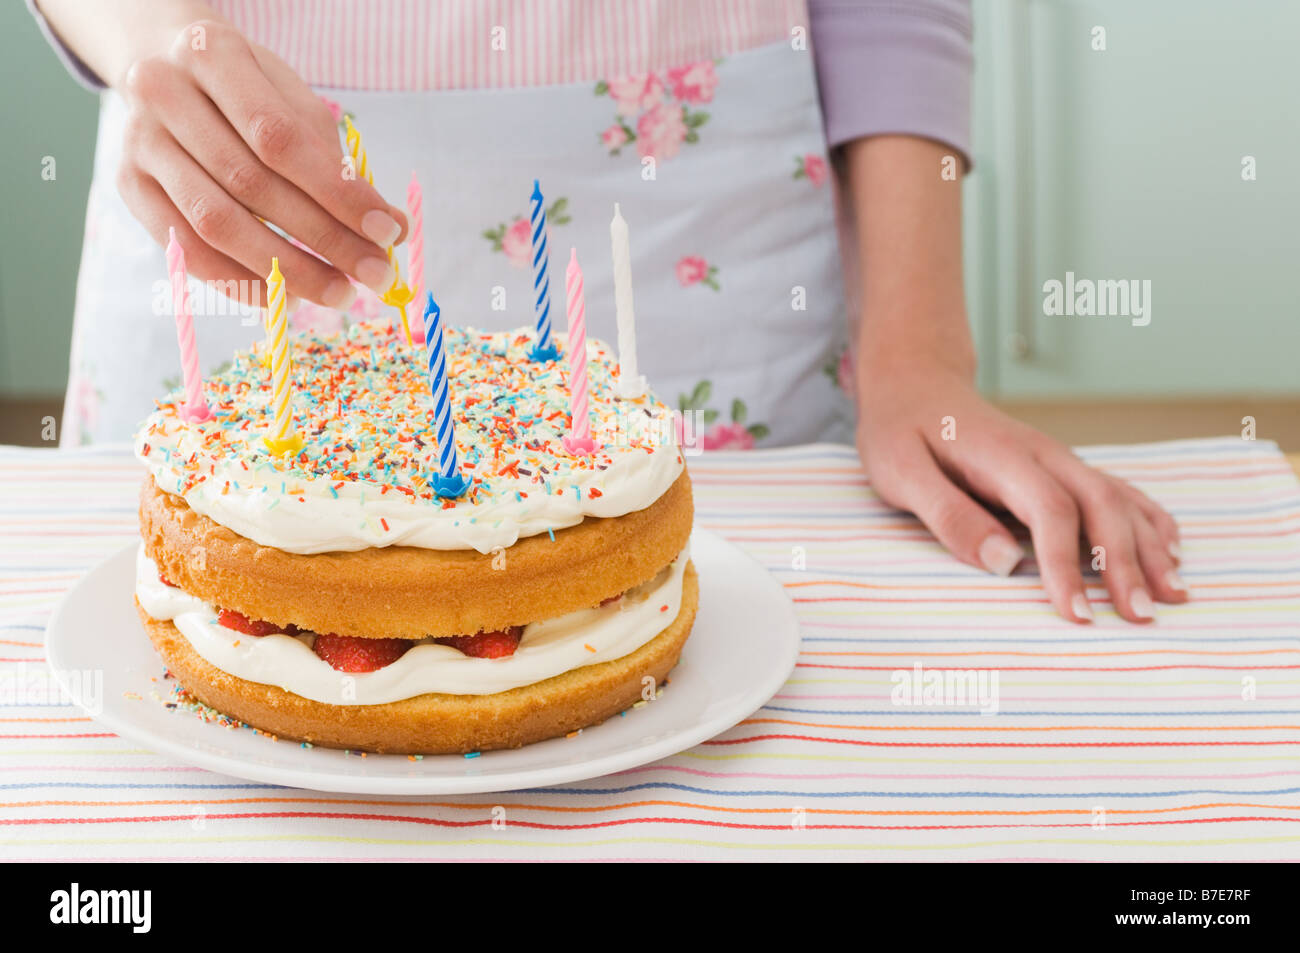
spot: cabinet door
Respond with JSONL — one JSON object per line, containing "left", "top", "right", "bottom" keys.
{"left": 964, "top": 0, "right": 1300, "bottom": 398}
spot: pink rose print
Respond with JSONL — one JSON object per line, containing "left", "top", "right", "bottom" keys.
{"left": 701, "top": 422, "right": 755, "bottom": 451}
{"left": 606, "top": 72, "right": 663, "bottom": 117}
{"left": 636, "top": 102, "right": 688, "bottom": 160}
{"left": 837, "top": 348, "right": 854, "bottom": 393}
{"left": 500, "top": 218, "right": 532, "bottom": 269}
{"left": 595, "top": 62, "right": 715, "bottom": 162}
{"left": 483, "top": 198, "right": 571, "bottom": 265}
{"left": 677, "top": 381, "right": 769, "bottom": 451}
{"left": 665, "top": 61, "right": 718, "bottom": 105}
{"left": 675, "top": 255, "right": 720, "bottom": 291}
{"left": 794, "top": 153, "right": 828, "bottom": 187}
{"left": 601, "top": 123, "right": 630, "bottom": 152}
{"left": 824, "top": 344, "right": 856, "bottom": 397}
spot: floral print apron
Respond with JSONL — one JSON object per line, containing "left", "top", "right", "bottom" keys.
{"left": 63, "top": 40, "right": 853, "bottom": 448}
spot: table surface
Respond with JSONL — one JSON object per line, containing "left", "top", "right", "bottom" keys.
{"left": 2, "top": 437, "right": 1299, "bottom": 861}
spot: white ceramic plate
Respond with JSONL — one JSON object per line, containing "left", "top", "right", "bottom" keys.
{"left": 44, "top": 529, "right": 799, "bottom": 795}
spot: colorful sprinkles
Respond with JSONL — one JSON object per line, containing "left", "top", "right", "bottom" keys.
{"left": 138, "top": 322, "right": 673, "bottom": 518}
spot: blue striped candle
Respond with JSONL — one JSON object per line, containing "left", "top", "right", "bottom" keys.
{"left": 528, "top": 179, "right": 560, "bottom": 361}
{"left": 423, "top": 292, "right": 470, "bottom": 498}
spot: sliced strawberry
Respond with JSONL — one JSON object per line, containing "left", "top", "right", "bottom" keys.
{"left": 313, "top": 632, "right": 414, "bottom": 672}
{"left": 158, "top": 572, "right": 177, "bottom": 588}
{"left": 434, "top": 626, "right": 523, "bottom": 659}
{"left": 217, "top": 608, "right": 294, "bottom": 638}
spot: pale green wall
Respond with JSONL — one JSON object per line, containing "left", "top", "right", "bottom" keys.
{"left": 965, "top": 0, "right": 1300, "bottom": 398}
{"left": 2, "top": 2, "right": 1297, "bottom": 401}
{"left": 0, "top": 1, "right": 98, "bottom": 398}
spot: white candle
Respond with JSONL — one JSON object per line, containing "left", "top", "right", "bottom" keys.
{"left": 610, "top": 203, "right": 646, "bottom": 398}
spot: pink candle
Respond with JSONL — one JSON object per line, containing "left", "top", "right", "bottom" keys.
{"left": 406, "top": 171, "right": 425, "bottom": 338}
{"left": 561, "top": 248, "right": 596, "bottom": 456}
{"left": 165, "top": 228, "right": 213, "bottom": 423}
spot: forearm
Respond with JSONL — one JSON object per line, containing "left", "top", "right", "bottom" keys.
{"left": 36, "top": 0, "right": 219, "bottom": 88}
{"left": 844, "top": 135, "right": 975, "bottom": 378}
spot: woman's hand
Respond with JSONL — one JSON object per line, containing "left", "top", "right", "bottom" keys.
{"left": 855, "top": 346, "right": 1186, "bottom": 623}
{"left": 117, "top": 18, "right": 408, "bottom": 308}
{"left": 39, "top": 2, "right": 407, "bottom": 308}
{"left": 843, "top": 134, "right": 1185, "bottom": 623}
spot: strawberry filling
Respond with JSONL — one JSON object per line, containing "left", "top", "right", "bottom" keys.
{"left": 433, "top": 626, "right": 523, "bottom": 659}
{"left": 312, "top": 632, "right": 413, "bottom": 673}
{"left": 212, "top": 610, "right": 528, "bottom": 671}
{"left": 217, "top": 608, "right": 298, "bottom": 638}
{"left": 158, "top": 572, "right": 177, "bottom": 588}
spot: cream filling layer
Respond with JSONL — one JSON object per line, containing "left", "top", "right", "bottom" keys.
{"left": 135, "top": 544, "right": 689, "bottom": 705}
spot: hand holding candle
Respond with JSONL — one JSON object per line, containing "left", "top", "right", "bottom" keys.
{"left": 562, "top": 248, "right": 597, "bottom": 457}
{"left": 165, "top": 228, "right": 214, "bottom": 423}
{"left": 347, "top": 116, "right": 414, "bottom": 344}
{"left": 609, "top": 203, "right": 646, "bottom": 399}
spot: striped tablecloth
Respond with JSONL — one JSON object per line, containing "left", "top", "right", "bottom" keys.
{"left": 2, "top": 437, "right": 1298, "bottom": 861}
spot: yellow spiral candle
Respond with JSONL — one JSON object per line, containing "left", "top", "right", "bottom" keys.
{"left": 379, "top": 246, "right": 415, "bottom": 345}
{"left": 344, "top": 115, "right": 372, "bottom": 185}
{"left": 344, "top": 116, "right": 414, "bottom": 345}
{"left": 262, "top": 258, "right": 304, "bottom": 456}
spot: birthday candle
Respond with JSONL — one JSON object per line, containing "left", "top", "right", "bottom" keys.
{"left": 406, "top": 171, "right": 425, "bottom": 336}
{"left": 343, "top": 116, "right": 372, "bottom": 185}
{"left": 346, "top": 116, "right": 413, "bottom": 344}
{"left": 165, "top": 228, "right": 213, "bottom": 423}
{"left": 380, "top": 246, "right": 415, "bottom": 345}
{"left": 527, "top": 180, "right": 559, "bottom": 361}
{"left": 262, "top": 258, "right": 303, "bottom": 456}
{"left": 423, "top": 292, "right": 469, "bottom": 497}
{"left": 562, "top": 248, "right": 597, "bottom": 456}
{"left": 609, "top": 204, "right": 646, "bottom": 399}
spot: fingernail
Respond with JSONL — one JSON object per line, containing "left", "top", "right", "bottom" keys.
{"left": 1168, "top": 541, "right": 1182, "bottom": 562}
{"left": 1164, "top": 569, "right": 1188, "bottom": 592}
{"left": 978, "top": 535, "right": 1024, "bottom": 577}
{"left": 322, "top": 277, "right": 357, "bottom": 310}
{"left": 1071, "top": 594, "right": 1094, "bottom": 623}
{"left": 1130, "top": 589, "right": 1156, "bottom": 621}
{"left": 355, "top": 256, "right": 394, "bottom": 294}
{"left": 361, "top": 209, "right": 401, "bottom": 246}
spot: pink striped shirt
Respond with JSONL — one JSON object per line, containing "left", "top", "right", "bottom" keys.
{"left": 31, "top": 0, "right": 972, "bottom": 157}
{"left": 211, "top": 0, "right": 807, "bottom": 91}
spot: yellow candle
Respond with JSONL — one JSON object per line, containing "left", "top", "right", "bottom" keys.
{"left": 379, "top": 247, "right": 415, "bottom": 345}
{"left": 344, "top": 116, "right": 372, "bottom": 185}
{"left": 262, "top": 257, "right": 304, "bottom": 456}
{"left": 344, "top": 116, "right": 414, "bottom": 345}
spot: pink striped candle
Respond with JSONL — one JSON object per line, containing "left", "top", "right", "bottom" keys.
{"left": 561, "top": 248, "right": 597, "bottom": 456}
{"left": 165, "top": 228, "right": 213, "bottom": 423}
{"left": 406, "top": 170, "right": 425, "bottom": 338}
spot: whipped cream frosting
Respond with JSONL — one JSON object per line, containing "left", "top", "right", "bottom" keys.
{"left": 134, "top": 323, "right": 683, "bottom": 555}
{"left": 135, "top": 545, "right": 688, "bottom": 704}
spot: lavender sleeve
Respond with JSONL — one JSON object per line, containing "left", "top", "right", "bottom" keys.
{"left": 808, "top": 0, "right": 973, "bottom": 162}
{"left": 27, "top": 0, "right": 107, "bottom": 91}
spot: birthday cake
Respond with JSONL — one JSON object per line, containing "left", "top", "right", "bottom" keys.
{"left": 132, "top": 320, "right": 694, "bottom": 754}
